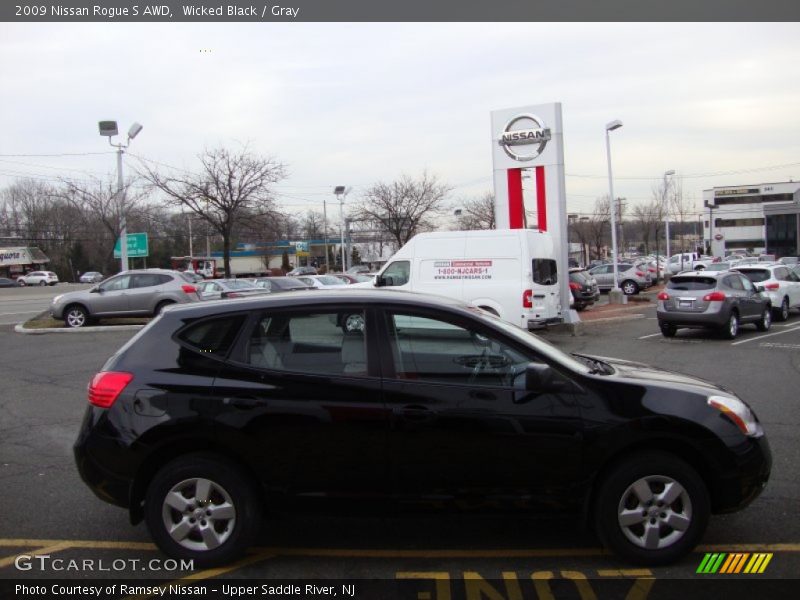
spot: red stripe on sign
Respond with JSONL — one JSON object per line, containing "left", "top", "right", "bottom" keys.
{"left": 535, "top": 166, "right": 547, "bottom": 231}
{"left": 507, "top": 168, "right": 524, "bottom": 229}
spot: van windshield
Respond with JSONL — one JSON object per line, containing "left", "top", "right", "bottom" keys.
{"left": 532, "top": 259, "right": 558, "bottom": 286}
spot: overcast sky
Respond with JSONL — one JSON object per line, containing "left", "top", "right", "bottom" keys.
{"left": 1, "top": 22, "right": 799, "bottom": 223}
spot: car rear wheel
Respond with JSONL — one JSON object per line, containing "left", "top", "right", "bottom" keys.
{"left": 659, "top": 323, "right": 677, "bottom": 337}
{"left": 595, "top": 452, "right": 710, "bottom": 565}
{"left": 756, "top": 307, "right": 772, "bottom": 332}
{"left": 17, "top": 280, "right": 26, "bottom": 286}
{"left": 39, "top": 280, "right": 47, "bottom": 286}
{"left": 722, "top": 312, "right": 739, "bottom": 339}
{"left": 145, "top": 454, "right": 261, "bottom": 568}
{"left": 64, "top": 305, "right": 89, "bottom": 328}
{"left": 621, "top": 280, "right": 639, "bottom": 295}
{"left": 774, "top": 297, "right": 790, "bottom": 322}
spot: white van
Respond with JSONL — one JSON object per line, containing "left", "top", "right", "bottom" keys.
{"left": 372, "top": 229, "right": 562, "bottom": 330}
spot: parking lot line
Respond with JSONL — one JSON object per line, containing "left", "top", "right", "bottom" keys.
{"left": 731, "top": 326, "right": 800, "bottom": 346}
{"left": 0, "top": 542, "right": 72, "bottom": 569}
{"left": 638, "top": 333, "right": 662, "bottom": 339}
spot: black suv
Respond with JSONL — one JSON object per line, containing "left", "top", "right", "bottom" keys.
{"left": 75, "top": 290, "right": 770, "bottom": 567}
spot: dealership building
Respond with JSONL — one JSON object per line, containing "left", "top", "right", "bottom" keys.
{"left": 703, "top": 181, "right": 800, "bottom": 257}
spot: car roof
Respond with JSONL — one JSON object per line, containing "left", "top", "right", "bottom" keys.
{"left": 672, "top": 270, "right": 727, "bottom": 278}
{"left": 161, "top": 288, "right": 469, "bottom": 318}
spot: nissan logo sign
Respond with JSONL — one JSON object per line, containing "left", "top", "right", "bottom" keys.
{"left": 498, "top": 113, "right": 551, "bottom": 161}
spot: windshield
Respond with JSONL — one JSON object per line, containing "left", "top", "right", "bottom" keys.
{"left": 471, "top": 308, "right": 591, "bottom": 374}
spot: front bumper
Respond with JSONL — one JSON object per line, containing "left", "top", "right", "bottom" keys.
{"left": 710, "top": 434, "right": 772, "bottom": 514}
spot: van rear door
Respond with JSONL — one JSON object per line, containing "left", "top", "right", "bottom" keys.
{"left": 529, "top": 257, "right": 561, "bottom": 326}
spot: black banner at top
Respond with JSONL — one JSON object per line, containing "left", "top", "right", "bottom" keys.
{"left": 2, "top": 0, "right": 800, "bottom": 22}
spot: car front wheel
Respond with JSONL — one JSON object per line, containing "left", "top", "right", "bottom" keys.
{"left": 64, "top": 305, "right": 89, "bottom": 328}
{"left": 145, "top": 454, "right": 261, "bottom": 568}
{"left": 595, "top": 452, "right": 710, "bottom": 565}
{"left": 39, "top": 280, "right": 47, "bottom": 286}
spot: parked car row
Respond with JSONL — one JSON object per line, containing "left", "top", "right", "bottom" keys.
{"left": 587, "top": 261, "right": 653, "bottom": 295}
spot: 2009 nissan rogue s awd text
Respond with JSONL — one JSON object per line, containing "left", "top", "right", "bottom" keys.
{"left": 74, "top": 289, "right": 771, "bottom": 567}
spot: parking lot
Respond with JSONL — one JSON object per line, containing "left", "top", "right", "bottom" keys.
{"left": 1, "top": 304, "right": 799, "bottom": 598}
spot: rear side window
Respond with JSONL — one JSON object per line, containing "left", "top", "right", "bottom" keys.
{"left": 532, "top": 259, "right": 557, "bottom": 285}
{"left": 739, "top": 269, "right": 770, "bottom": 283}
{"left": 178, "top": 315, "right": 246, "bottom": 358}
{"left": 131, "top": 274, "right": 170, "bottom": 288}
{"left": 723, "top": 276, "right": 743, "bottom": 290}
{"left": 668, "top": 276, "right": 716, "bottom": 291}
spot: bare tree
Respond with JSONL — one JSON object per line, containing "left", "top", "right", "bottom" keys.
{"left": 142, "top": 145, "right": 287, "bottom": 276}
{"left": 301, "top": 210, "right": 325, "bottom": 240}
{"left": 578, "top": 197, "right": 611, "bottom": 261}
{"left": 353, "top": 172, "right": 451, "bottom": 249}
{"left": 456, "top": 192, "right": 495, "bottom": 230}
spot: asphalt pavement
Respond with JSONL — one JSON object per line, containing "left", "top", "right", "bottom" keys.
{"left": 0, "top": 306, "right": 798, "bottom": 598}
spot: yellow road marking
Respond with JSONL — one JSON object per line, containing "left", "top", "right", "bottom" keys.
{"left": 596, "top": 569, "right": 653, "bottom": 577}
{"left": 0, "top": 542, "right": 72, "bottom": 569}
{"left": 122, "top": 550, "right": 275, "bottom": 600}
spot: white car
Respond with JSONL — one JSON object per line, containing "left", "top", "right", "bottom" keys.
{"left": 18, "top": 271, "right": 59, "bottom": 286}
{"left": 735, "top": 264, "right": 800, "bottom": 321}
{"left": 296, "top": 275, "right": 348, "bottom": 289}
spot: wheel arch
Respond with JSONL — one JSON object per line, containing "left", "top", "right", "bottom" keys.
{"left": 583, "top": 438, "right": 716, "bottom": 528}
{"left": 129, "top": 439, "right": 264, "bottom": 525}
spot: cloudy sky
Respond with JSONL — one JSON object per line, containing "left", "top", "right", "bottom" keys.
{"left": 1, "top": 22, "right": 799, "bottom": 223}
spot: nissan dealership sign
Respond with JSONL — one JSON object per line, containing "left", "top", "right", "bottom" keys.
{"left": 498, "top": 113, "right": 551, "bottom": 161}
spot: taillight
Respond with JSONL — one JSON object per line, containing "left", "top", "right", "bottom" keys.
{"left": 703, "top": 291, "right": 726, "bottom": 301}
{"left": 523, "top": 289, "right": 533, "bottom": 308}
{"left": 569, "top": 282, "right": 581, "bottom": 291}
{"left": 88, "top": 372, "right": 133, "bottom": 408}
{"left": 764, "top": 282, "right": 780, "bottom": 290}
{"left": 181, "top": 284, "right": 197, "bottom": 294}
{"left": 636, "top": 271, "right": 645, "bottom": 277}
{"left": 657, "top": 292, "right": 669, "bottom": 301}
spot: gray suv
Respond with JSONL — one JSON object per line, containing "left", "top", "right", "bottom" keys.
{"left": 587, "top": 262, "right": 651, "bottom": 295}
{"left": 657, "top": 270, "right": 771, "bottom": 339}
{"left": 50, "top": 269, "right": 200, "bottom": 328}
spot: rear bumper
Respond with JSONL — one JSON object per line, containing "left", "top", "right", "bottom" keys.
{"left": 657, "top": 307, "right": 728, "bottom": 328}
{"left": 528, "top": 317, "right": 563, "bottom": 330}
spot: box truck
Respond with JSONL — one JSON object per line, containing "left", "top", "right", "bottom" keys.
{"left": 372, "top": 229, "right": 562, "bottom": 330}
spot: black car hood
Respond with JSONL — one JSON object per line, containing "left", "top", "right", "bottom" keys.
{"left": 581, "top": 354, "right": 728, "bottom": 394}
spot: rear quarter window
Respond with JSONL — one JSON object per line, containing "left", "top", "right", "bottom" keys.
{"left": 667, "top": 277, "right": 716, "bottom": 291}
{"left": 177, "top": 314, "right": 247, "bottom": 358}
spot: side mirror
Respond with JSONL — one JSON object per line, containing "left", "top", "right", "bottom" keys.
{"left": 375, "top": 275, "right": 386, "bottom": 287}
{"left": 525, "top": 363, "right": 575, "bottom": 394}
{"left": 90, "top": 286, "right": 101, "bottom": 293}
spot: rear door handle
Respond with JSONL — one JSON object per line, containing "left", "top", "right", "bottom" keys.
{"left": 223, "top": 397, "right": 266, "bottom": 410}
{"left": 398, "top": 405, "right": 435, "bottom": 422}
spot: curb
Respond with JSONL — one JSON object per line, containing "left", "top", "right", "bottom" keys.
{"left": 14, "top": 322, "right": 145, "bottom": 335}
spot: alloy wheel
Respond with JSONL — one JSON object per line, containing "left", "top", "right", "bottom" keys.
{"left": 617, "top": 475, "right": 693, "bottom": 550}
{"left": 161, "top": 477, "right": 236, "bottom": 552}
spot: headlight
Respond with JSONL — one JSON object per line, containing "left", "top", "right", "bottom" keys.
{"left": 708, "top": 395, "right": 759, "bottom": 437}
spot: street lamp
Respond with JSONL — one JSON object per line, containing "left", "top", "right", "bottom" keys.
{"left": 334, "top": 186, "right": 351, "bottom": 272}
{"left": 322, "top": 198, "right": 330, "bottom": 272}
{"left": 663, "top": 169, "right": 675, "bottom": 264}
{"left": 605, "top": 119, "right": 623, "bottom": 297}
{"left": 98, "top": 120, "right": 143, "bottom": 272}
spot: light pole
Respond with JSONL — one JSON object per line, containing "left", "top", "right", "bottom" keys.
{"left": 98, "top": 120, "right": 143, "bottom": 273}
{"left": 323, "top": 198, "right": 330, "bottom": 272}
{"left": 664, "top": 170, "right": 675, "bottom": 267}
{"left": 334, "top": 186, "right": 350, "bottom": 271}
{"left": 605, "top": 119, "right": 623, "bottom": 299}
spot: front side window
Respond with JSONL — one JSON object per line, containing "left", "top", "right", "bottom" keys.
{"left": 246, "top": 310, "right": 368, "bottom": 376}
{"left": 385, "top": 312, "right": 530, "bottom": 388}
{"left": 532, "top": 259, "right": 557, "bottom": 286}
{"left": 100, "top": 274, "right": 131, "bottom": 292}
{"left": 381, "top": 261, "right": 410, "bottom": 286}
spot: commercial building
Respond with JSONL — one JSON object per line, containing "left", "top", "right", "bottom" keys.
{"left": 0, "top": 246, "right": 51, "bottom": 278}
{"left": 703, "top": 181, "right": 800, "bottom": 257}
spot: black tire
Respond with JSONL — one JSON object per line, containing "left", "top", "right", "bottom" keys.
{"left": 621, "top": 280, "right": 639, "bottom": 296}
{"left": 154, "top": 301, "right": 174, "bottom": 316}
{"left": 17, "top": 280, "right": 26, "bottom": 287}
{"left": 722, "top": 311, "right": 739, "bottom": 340}
{"left": 145, "top": 454, "right": 261, "bottom": 568}
{"left": 575, "top": 304, "right": 586, "bottom": 312}
{"left": 63, "top": 304, "right": 89, "bottom": 328}
{"left": 774, "top": 297, "right": 790, "bottom": 322}
{"left": 39, "top": 280, "right": 47, "bottom": 286}
{"left": 594, "top": 452, "right": 710, "bottom": 565}
{"left": 756, "top": 307, "right": 772, "bottom": 332}
{"left": 659, "top": 323, "right": 677, "bottom": 337}
{"left": 341, "top": 313, "right": 366, "bottom": 334}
